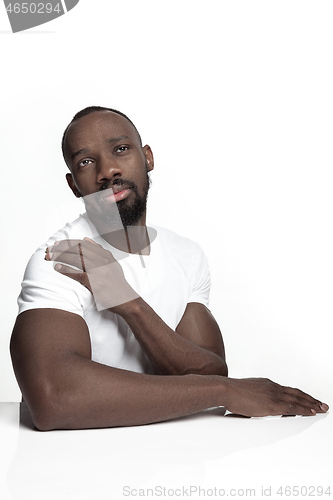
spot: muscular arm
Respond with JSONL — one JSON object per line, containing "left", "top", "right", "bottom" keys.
{"left": 10, "top": 308, "right": 226, "bottom": 430}
{"left": 47, "top": 238, "right": 227, "bottom": 376}
{"left": 116, "top": 299, "right": 228, "bottom": 376}
{"left": 10, "top": 309, "right": 328, "bottom": 431}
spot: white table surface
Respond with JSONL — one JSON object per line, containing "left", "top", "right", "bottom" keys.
{"left": 0, "top": 402, "right": 332, "bottom": 500}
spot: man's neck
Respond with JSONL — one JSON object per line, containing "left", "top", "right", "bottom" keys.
{"left": 103, "top": 226, "right": 150, "bottom": 255}
{"left": 87, "top": 212, "right": 150, "bottom": 255}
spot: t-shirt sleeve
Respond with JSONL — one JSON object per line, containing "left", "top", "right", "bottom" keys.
{"left": 17, "top": 244, "right": 87, "bottom": 317}
{"left": 187, "top": 244, "right": 211, "bottom": 308}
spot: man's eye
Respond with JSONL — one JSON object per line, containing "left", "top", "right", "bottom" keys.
{"left": 115, "top": 146, "right": 129, "bottom": 153}
{"left": 78, "top": 159, "right": 93, "bottom": 168}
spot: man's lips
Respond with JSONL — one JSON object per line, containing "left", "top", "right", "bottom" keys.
{"left": 100, "top": 187, "right": 131, "bottom": 203}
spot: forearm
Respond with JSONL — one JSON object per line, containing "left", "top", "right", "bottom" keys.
{"left": 47, "top": 239, "right": 227, "bottom": 376}
{"left": 28, "top": 358, "right": 328, "bottom": 431}
{"left": 30, "top": 356, "right": 225, "bottom": 430}
{"left": 114, "top": 298, "right": 227, "bottom": 376}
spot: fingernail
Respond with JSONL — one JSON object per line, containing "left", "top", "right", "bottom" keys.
{"left": 311, "top": 409, "right": 316, "bottom": 415}
{"left": 320, "top": 403, "right": 329, "bottom": 412}
{"left": 55, "top": 264, "right": 62, "bottom": 270}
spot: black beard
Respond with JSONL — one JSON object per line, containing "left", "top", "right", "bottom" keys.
{"left": 85, "top": 171, "right": 151, "bottom": 229}
{"left": 117, "top": 187, "right": 148, "bottom": 227}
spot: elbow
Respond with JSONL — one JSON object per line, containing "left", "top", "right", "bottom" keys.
{"left": 23, "top": 402, "right": 56, "bottom": 432}
{"left": 220, "top": 360, "right": 228, "bottom": 377}
{"left": 29, "top": 396, "right": 63, "bottom": 431}
{"left": 200, "top": 351, "right": 228, "bottom": 377}
{"left": 25, "top": 387, "right": 73, "bottom": 431}
{"left": 33, "top": 413, "right": 56, "bottom": 432}
{"left": 205, "top": 363, "right": 228, "bottom": 377}
{"left": 33, "top": 405, "right": 76, "bottom": 432}
{"left": 204, "top": 358, "right": 228, "bottom": 377}
{"left": 213, "top": 354, "right": 228, "bottom": 377}
{"left": 183, "top": 358, "right": 228, "bottom": 377}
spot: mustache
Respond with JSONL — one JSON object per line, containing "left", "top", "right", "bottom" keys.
{"left": 100, "top": 178, "right": 137, "bottom": 192}
{"left": 81, "top": 179, "right": 138, "bottom": 207}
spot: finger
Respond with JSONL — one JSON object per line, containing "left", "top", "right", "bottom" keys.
{"left": 45, "top": 240, "right": 82, "bottom": 261}
{"left": 284, "top": 386, "right": 320, "bottom": 403}
{"left": 47, "top": 239, "right": 100, "bottom": 258}
{"left": 280, "top": 402, "right": 316, "bottom": 416}
{"left": 50, "top": 238, "right": 101, "bottom": 252}
{"left": 46, "top": 241, "right": 104, "bottom": 269}
{"left": 78, "top": 243, "right": 86, "bottom": 272}
{"left": 283, "top": 387, "right": 329, "bottom": 412}
{"left": 46, "top": 248, "right": 89, "bottom": 271}
{"left": 282, "top": 393, "right": 320, "bottom": 414}
{"left": 79, "top": 240, "right": 117, "bottom": 266}
{"left": 54, "top": 263, "right": 91, "bottom": 291}
{"left": 48, "top": 239, "right": 108, "bottom": 263}
{"left": 83, "top": 237, "right": 100, "bottom": 245}
{"left": 50, "top": 239, "right": 83, "bottom": 251}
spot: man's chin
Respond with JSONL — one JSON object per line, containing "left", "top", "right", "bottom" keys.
{"left": 83, "top": 179, "right": 149, "bottom": 229}
{"left": 86, "top": 200, "right": 146, "bottom": 229}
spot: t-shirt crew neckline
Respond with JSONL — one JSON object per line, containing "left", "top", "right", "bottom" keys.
{"left": 81, "top": 212, "right": 157, "bottom": 264}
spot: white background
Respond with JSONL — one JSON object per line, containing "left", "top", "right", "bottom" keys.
{"left": 0, "top": 0, "right": 332, "bottom": 412}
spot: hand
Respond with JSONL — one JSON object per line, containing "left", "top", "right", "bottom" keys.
{"left": 45, "top": 238, "right": 139, "bottom": 311}
{"left": 224, "top": 377, "right": 329, "bottom": 417}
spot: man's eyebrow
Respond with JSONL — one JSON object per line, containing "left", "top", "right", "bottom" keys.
{"left": 71, "top": 136, "right": 131, "bottom": 160}
{"left": 71, "top": 148, "right": 90, "bottom": 160}
{"left": 107, "top": 135, "right": 130, "bottom": 145}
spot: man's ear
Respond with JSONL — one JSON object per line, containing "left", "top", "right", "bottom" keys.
{"left": 143, "top": 145, "right": 154, "bottom": 172}
{"left": 66, "top": 173, "right": 82, "bottom": 198}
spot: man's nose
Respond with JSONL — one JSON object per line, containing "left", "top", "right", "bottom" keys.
{"left": 96, "top": 156, "right": 122, "bottom": 183}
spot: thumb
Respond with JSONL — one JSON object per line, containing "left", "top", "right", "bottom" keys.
{"left": 55, "top": 263, "right": 91, "bottom": 292}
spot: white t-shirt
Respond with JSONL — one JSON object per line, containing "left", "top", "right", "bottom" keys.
{"left": 18, "top": 214, "right": 211, "bottom": 374}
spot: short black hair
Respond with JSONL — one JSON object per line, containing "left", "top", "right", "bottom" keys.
{"left": 61, "top": 106, "right": 142, "bottom": 166}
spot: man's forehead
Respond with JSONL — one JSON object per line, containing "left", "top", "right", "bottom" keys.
{"left": 65, "top": 112, "right": 141, "bottom": 158}
{"left": 66, "top": 111, "right": 135, "bottom": 144}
